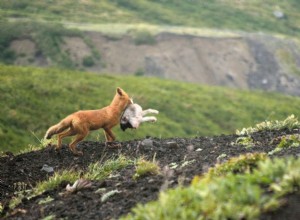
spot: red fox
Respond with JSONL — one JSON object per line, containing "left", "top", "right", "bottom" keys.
{"left": 44, "top": 87, "right": 132, "bottom": 155}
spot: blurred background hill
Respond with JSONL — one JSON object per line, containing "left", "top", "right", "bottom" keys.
{"left": 1, "top": 0, "right": 300, "bottom": 152}
{"left": 1, "top": 0, "right": 300, "bottom": 95}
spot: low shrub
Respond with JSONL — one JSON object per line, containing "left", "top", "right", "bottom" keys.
{"left": 133, "top": 157, "right": 160, "bottom": 180}
{"left": 82, "top": 56, "right": 95, "bottom": 67}
{"left": 122, "top": 155, "right": 300, "bottom": 220}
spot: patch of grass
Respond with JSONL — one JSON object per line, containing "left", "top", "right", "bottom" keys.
{"left": 85, "top": 155, "right": 132, "bottom": 181}
{"left": 1, "top": 65, "right": 300, "bottom": 153}
{"left": 277, "top": 134, "right": 300, "bottom": 148}
{"left": 131, "top": 29, "right": 156, "bottom": 45}
{"left": 17, "top": 132, "right": 53, "bottom": 155}
{"left": 82, "top": 55, "right": 95, "bottom": 67}
{"left": 236, "top": 115, "right": 300, "bottom": 136}
{"left": 41, "top": 215, "right": 56, "bottom": 220}
{"left": 0, "top": 48, "right": 16, "bottom": 64}
{"left": 205, "top": 153, "right": 267, "bottom": 178}
{"left": 9, "top": 172, "right": 83, "bottom": 210}
{"left": 82, "top": 36, "right": 101, "bottom": 60}
{"left": 8, "top": 156, "right": 131, "bottom": 211}
{"left": 34, "top": 170, "right": 79, "bottom": 195}
{"left": 0, "top": 21, "right": 82, "bottom": 68}
{"left": 234, "top": 136, "right": 255, "bottom": 149}
{"left": 122, "top": 156, "right": 300, "bottom": 220}
{"left": 134, "top": 68, "right": 144, "bottom": 76}
{"left": 269, "top": 134, "right": 300, "bottom": 155}
{"left": 101, "top": 189, "right": 121, "bottom": 203}
{"left": 38, "top": 196, "right": 54, "bottom": 205}
{"left": 1, "top": 0, "right": 300, "bottom": 38}
{"left": 9, "top": 194, "right": 24, "bottom": 210}
{"left": 277, "top": 49, "right": 300, "bottom": 77}
{"left": 133, "top": 157, "right": 160, "bottom": 180}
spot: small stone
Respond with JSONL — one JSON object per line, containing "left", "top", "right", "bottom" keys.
{"left": 41, "top": 164, "right": 54, "bottom": 173}
{"left": 166, "top": 141, "right": 179, "bottom": 148}
{"left": 273, "top": 10, "right": 285, "bottom": 19}
{"left": 141, "top": 139, "right": 154, "bottom": 148}
{"left": 186, "top": 145, "right": 194, "bottom": 152}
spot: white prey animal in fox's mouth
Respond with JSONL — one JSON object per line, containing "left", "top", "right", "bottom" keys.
{"left": 120, "top": 102, "right": 159, "bottom": 131}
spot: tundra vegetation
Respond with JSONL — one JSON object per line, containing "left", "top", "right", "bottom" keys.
{"left": 0, "top": 0, "right": 299, "bottom": 37}
{"left": 1, "top": 0, "right": 300, "bottom": 69}
{"left": 133, "top": 157, "right": 160, "bottom": 180}
{"left": 122, "top": 155, "right": 300, "bottom": 220}
{"left": 1, "top": 1, "right": 300, "bottom": 218}
{"left": 1, "top": 65, "right": 300, "bottom": 153}
{"left": 3, "top": 115, "right": 299, "bottom": 219}
{"left": 8, "top": 154, "right": 133, "bottom": 209}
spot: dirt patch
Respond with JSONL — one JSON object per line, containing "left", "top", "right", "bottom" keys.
{"left": 1, "top": 128, "right": 299, "bottom": 219}
{"left": 10, "top": 39, "right": 48, "bottom": 66}
{"left": 88, "top": 32, "right": 254, "bottom": 89}
{"left": 61, "top": 37, "right": 93, "bottom": 68}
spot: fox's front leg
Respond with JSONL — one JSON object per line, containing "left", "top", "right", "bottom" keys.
{"left": 142, "top": 109, "right": 159, "bottom": 116}
{"left": 141, "top": 116, "right": 157, "bottom": 123}
{"left": 104, "top": 129, "right": 121, "bottom": 148}
{"left": 104, "top": 129, "right": 116, "bottom": 142}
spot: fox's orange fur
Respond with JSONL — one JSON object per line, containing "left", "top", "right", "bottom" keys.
{"left": 44, "top": 87, "right": 132, "bottom": 155}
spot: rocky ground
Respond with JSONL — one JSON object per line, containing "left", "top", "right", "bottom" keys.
{"left": 0, "top": 128, "right": 299, "bottom": 219}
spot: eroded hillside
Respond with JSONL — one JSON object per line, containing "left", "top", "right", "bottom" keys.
{"left": 9, "top": 31, "right": 300, "bottom": 96}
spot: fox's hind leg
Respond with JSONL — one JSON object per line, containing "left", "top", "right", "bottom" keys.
{"left": 57, "top": 129, "right": 77, "bottom": 150}
{"left": 69, "top": 129, "right": 88, "bottom": 156}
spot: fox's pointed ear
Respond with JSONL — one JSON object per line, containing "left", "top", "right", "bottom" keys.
{"left": 117, "top": 87, "right": 123, "bottom": 96}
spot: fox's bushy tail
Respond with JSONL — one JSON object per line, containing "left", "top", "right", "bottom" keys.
{"left": 44, "top": 116, "right": 73, "bottom": 139}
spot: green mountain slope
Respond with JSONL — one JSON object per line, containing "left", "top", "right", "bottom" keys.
{"left": 1, "top": 0, "right": 299, "bottom": 37}
{"left": 1, "top": 64, "right": 300, "bottom": 153}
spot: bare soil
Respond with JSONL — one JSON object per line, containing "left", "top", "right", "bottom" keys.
{"left": 0, "top": 128, "right": 299, "bottom": 219}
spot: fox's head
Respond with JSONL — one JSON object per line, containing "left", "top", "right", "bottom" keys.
{"left": 111, "top": 87, "right": 132, "bottom": 109}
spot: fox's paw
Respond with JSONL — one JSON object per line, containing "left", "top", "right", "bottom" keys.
{"left": 106, "top": 142, "right": 122, "bottom": 148}
{"left": 54, "top": 148, "right": 61, "bottom": 155}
